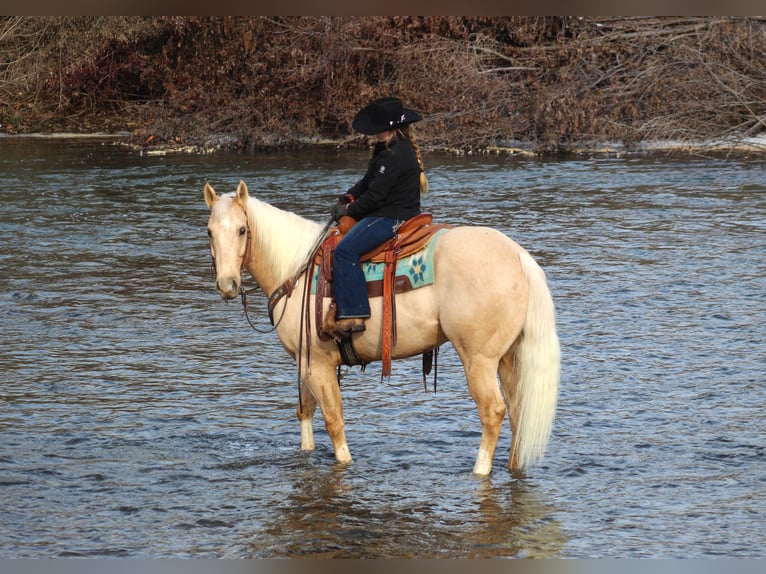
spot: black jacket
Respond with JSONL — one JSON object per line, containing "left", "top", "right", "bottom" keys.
{"left": 345, "top": 136, "right": 421, "bottom": 221}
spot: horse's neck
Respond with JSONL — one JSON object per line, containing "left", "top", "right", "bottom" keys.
{"left": 245, "top": 197, "right": 324, "bottom": 294}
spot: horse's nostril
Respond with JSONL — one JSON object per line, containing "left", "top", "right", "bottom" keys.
{"left": 216, "top": 278, "right": 239, "bottom": 297}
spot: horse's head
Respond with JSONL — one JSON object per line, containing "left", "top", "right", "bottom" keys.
{"left": 204, "top": 180, "right": 251, "bottom": 300}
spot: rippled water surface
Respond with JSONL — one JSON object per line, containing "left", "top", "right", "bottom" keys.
{"left": 1, "top": 138, "right": 764, "bottom": 558}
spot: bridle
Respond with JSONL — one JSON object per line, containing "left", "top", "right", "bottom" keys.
{"left": 208, "top": 200, "right": 279, "bottom": 334}
{"left": 209, "top": 203, "right": 334, "bottom": 335}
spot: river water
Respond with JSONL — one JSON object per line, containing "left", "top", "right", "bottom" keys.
{"left": 1, "top": 137, "right": 764, "bottom": 558}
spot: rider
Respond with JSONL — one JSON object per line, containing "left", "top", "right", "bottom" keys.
{"left": 323, "top": 96, "right": 429, "bottom": 337}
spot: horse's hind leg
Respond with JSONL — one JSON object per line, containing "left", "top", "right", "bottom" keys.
{"left": 461, "top": 355, "right": 506, "bottom": 476}
{"left": 498, "top": 347, "right": 522, "bottom": 473}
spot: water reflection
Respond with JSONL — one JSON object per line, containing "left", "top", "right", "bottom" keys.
{"left": 254, "top": 461, "right": 566, "bottom": 558}
{"left": 470, "top": 480, "right": 567, "bottom": 558}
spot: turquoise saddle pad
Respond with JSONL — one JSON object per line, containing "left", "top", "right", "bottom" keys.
{"left": 311, "top": 228, "right": 446, "bottom": 294}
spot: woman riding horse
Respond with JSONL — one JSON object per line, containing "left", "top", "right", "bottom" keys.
{"left": 323, "top": 97, "right": 429, "bottom": 339}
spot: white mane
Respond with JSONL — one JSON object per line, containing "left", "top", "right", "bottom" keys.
{"left": 243, "top": 194, "right": 325, "bottom": 282}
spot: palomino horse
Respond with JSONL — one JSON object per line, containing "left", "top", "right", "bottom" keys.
{"left": 204, "top": 180, "right": 560, "bottom": 476}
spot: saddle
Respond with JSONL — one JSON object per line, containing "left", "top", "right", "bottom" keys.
{"left": 314, "top": 213, "right": 451, "bottom": 377}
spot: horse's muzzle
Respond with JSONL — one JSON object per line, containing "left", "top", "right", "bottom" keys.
{"left": 216, "top": 277, "right": 240, "bottom": 300}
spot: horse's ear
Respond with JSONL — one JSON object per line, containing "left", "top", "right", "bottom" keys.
{"left": 236, "top": 180, "right": 250, "bottom": 203}
{"left": 203, "top": 183, "right": 218, "bottom": 208}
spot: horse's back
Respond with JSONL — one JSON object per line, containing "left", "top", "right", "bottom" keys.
{"left": 434, "top": 225, "right": 531, "bottom": 287}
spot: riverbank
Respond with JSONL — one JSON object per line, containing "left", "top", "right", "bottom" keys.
{"left": 4, "top": 131, "right": 765, "bottom": 159}
{"left": 2, "top": 17, "right": 765, "bottom": 155}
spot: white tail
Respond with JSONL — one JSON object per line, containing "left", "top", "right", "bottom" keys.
{"left": 512, "top": 251, "right": 561, "bottom": 470}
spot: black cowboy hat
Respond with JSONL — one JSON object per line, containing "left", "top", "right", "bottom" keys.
{"left": 351, "top": 96, "right": 423, "bottom": 135}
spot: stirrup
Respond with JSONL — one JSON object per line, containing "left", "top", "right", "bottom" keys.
{"left": 334, "top": 318, "right": 366, "bottom": 334}
{"left": 321, "top": 303, "right": 366, "bottom": 340}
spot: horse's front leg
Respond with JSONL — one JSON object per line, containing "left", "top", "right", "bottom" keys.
{"left": 297, "top": 380, "right": 316, "bottom": 451}
{"left": 307, "top": 363, "right": 352, "bottom": 464}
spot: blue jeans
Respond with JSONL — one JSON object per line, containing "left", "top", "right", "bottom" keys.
{"left": 333, "top": 216, "right": 401, "bottom": 318}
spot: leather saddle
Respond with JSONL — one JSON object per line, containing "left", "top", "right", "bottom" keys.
{"left": 313, "top": 213, "right": 451, "bottom": 377}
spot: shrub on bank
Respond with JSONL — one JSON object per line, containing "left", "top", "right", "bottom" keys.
{"left": 1, "top": 16, "right": 764, "bottom": 153}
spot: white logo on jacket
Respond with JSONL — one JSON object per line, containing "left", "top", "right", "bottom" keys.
{"left": 379, "top": 165, "right": 386, "bottom": 174}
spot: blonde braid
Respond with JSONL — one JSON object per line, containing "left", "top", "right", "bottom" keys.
{"left": 400, "top": 125, "right": 429, "bottom": 194}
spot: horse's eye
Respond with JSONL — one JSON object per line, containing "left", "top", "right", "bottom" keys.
{"left": 239, "top": 226, "right": 247, "bottom": 236}
{"left": 207, "top": 229, "right": 212, "bottom": 238}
